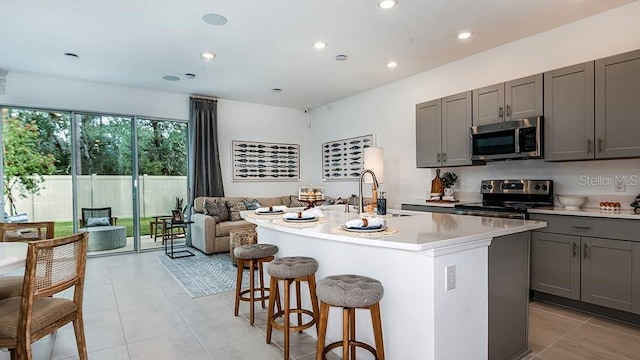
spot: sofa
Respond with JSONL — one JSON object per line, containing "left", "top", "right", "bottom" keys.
{"left": 191, "top": 195, "right": 294, "bottom": 254}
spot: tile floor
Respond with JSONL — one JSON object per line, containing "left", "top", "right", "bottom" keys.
{"left": 2, "top": 249, "right": 640, "bottom": 360}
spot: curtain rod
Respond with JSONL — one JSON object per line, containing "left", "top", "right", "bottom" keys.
{"left": 190, "top": 95, "right": 217, "bottom": 101}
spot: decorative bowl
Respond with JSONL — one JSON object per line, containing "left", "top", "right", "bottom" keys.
{"left": 556, "top": 195, "right": 588, "bottom": 210}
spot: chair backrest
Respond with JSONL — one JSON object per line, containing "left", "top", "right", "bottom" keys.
{"left": 81, "top": 207, "right": 112, "bottom": 227}
{"left": 0, "top": 222, "right": 55, "bottom": 242}
{"left": 19, "top": 233, "right": 88, "bottom": 332}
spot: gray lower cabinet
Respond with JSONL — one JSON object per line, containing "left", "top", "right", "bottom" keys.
{"left": 472, "top": 74, "right": 543, "bottom": 126}
{"left": 530, "top": 214, "right": 640, "bottom": 314}
{"left": 416, "top": 91, "right": 472, "bottom": 168}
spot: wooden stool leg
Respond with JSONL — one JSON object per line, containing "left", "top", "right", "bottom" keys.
{"left": 284, "top": 279, "right": 291, "bottom": 360}
{"left": 342, "top": 307, "right": 349, "bottom": 360}
{"left": 295, "top": 279, "right": 303, "bottom": 331}
{"left": 234, "top": 259, "right": 244, "bottom": 316}
{"left": 259, "top": 260, "right": 266, "bottom": 308}
{"left": 316, "top": 302, "right": 329, "bottom": 360}
{"left": 249, "top": 259, "right": 256, "bottom": 325}
{"left": 266, "top": 277, "right": 278, "bottom": 344}
{"left": 308, "top": 274, "right": 320, "bottom": 336}
{"left": 349, "top": 308, "right": 356, "bottom": 359}
{"left": 370, "top": 303, "right": 386, "bottom": 360}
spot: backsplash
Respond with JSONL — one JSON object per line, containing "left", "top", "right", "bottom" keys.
{"left": 448, "top": 158, "right": 640, "bottom": 209}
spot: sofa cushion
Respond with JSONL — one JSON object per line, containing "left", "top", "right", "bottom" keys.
{"left": 288, "top": 195, "right": 305, "bottom": 207}
{"left": 216, "top": 220, "right": 254, "bottom": 237}
{"left": 255, "top": 197, "right": 286, "bottom": 207}
{"left": 242, "top": 198, "right": 261, "bottom": 210}
{"left": 203, "top": 198, "right": 230, "bottom": 222}
{"left": 226, "top": 200, "right": 246, "bottom": 221}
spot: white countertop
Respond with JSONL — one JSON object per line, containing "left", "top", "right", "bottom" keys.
{"left": 529, "top": 206, "right": 640, "bottom": 219}
{"left": 401, "top": 199, "right": 461, "bottom": 208}
{"left": 241, "top": 205, "right": 546, "bottom": 252}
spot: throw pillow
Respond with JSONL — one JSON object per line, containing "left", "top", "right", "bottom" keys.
{"left": 289, "top": 195, "right": 305, "bottom": 207}
{"left": 243, "top": 198, "right": 261, "bottom": 210}
{"left": 226, "top": 200, "right": 246, "bottom": 222}
{"left": 203, "top": 198, "right": 230, "bottom": 222}
{"left": 86, "top": 217, "right": 110, "bottom": 227}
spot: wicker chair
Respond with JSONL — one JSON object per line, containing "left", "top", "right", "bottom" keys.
{"left": 0, "top": 232, "right": 89, "bottom": 360}
{"left": 0, "top": 221, "right": 56, "bottom": 300}
{"left": 80, "top": 207, "right": 118, "bottom": 227}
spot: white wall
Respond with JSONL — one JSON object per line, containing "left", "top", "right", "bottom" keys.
{"left": 310, "top": 2, "right": 640, "bottom": 209}
{"left": 0, "top": 72, "right": 312, "bottom": 200}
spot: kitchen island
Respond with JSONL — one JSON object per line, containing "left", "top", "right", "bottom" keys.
{"left": 242, "top": 206, "right": 546, "bottom": 360}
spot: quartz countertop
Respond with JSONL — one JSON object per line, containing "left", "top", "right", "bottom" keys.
{"left": 241, "top": 205, "right": 546, "bottom": 252}
{"left": 529, "top": 206, "right": 640, "bottom": 220}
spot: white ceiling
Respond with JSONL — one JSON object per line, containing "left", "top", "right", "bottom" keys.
{"left": 0, "top": 0, "right": 635, "bottom": 109}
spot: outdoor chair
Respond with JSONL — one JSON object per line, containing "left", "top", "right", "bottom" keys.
{"left": 0, "top": 221, "right": 56, "bottom": 300}
{"left": 0, "top": 232, "right": 89, "bottom": 360}
{"left": 80, "top": 207, "right": 118, "bottom": 227}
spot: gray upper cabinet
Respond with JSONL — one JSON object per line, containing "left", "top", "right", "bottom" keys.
{"left": 595, "top": 49, "right": 640, "bottom": 158}
{"left": 544, "top": 62, "right": 595, "bottom": 161}
{"left": 416, "top": 92, "right": 472, "bottom": 168}
{"left": 472, "top": 74, "right": 543, "bottom": 126}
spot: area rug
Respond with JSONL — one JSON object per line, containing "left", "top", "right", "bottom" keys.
{"left": 157, "top": 250, "right": 255, "bottom": 298}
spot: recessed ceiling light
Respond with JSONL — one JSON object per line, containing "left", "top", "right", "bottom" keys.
{"left": 335, "top": 54, "right": 348, "bottom": 62}
{"left": 378, "top": 0, "right": 398, "bottom": 9}
{"left": 202, "top": 52, "right": 215, "bottom": 60}
{"left": 184, "top": 73, "right": 196, "bottom": 79}
{"left": 313, "top": 42, "right": 327, "bottom": 50}
{"left": 387, "top": 61, "right": 398, "bottom": 68}
{"left": 272, "top": 88, "right": 282, "bottom": 93}
{"left": 163, "top": 75, "right": 180, "bottom": 81}
{"left": 457, "top": 32, "right": 472, "bottom": 40}
{"left": 64, "top": 52, "right": 79, "bottom": 58}
{"left": 202, "top": 13, "right": 227, "bottom": 26}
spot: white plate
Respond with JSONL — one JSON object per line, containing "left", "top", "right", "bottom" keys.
{"left": 283, "top": 217, "right": 318, "bottom": 223}
{"left": 341, "top": 225, "right": 387, "bottom": 233}
{"left": 255, "top": 210, "right": 285, "bottom": 214}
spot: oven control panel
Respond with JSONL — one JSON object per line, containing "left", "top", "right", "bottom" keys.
{"left": 480, "top": 180, "right": 552, "bottom": 195}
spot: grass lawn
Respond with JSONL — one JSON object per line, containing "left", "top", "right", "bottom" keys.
{"left": 54, "top": 217, "right": 156, "bottom": 238}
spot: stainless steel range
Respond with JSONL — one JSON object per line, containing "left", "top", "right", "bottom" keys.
{"left": 454, "top": 179, "right": 554, "bottom": 219}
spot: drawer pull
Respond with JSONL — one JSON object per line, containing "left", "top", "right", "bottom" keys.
{"left": 570, "top": 225, "right": 590, "bottom": 229}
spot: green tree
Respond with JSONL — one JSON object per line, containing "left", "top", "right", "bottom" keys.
{"left": 3, "top": 117, "right": 56, "bottom": 215}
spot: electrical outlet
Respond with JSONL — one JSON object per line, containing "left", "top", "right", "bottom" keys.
{"left": 445, "top": 265, "right": 456, "bottom": 291}
{"left": 614, "top": 177, "right": 626, "bottom": 192}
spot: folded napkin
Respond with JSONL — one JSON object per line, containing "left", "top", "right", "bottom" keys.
{"left": 283, "top": 208, "right": 324, "bottom": 219}
{"left": 345, "top": 217, "right": 385, "bottom": 229}
{"left": 255, "top": 205, "right": 288, "bottom": 213}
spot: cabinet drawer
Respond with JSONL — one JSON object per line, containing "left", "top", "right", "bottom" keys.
{"left": 529, "top": 214, "right": 640, "bottom": 241}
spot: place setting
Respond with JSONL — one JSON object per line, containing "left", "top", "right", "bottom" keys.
{"left": 332, "top": 216, "right": 398, "bottom": 237}
{"left": 274, "top": 207, "right": 328, "bottom": 227}
{"left": 246, "top": 205, "right": 289, "bottom": 219}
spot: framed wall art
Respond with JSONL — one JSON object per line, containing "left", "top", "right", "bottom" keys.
{"left": 322, "top": 134, "right": 375, "bottom": 181}
{"left": 232, "top": 140, "right": 300, "bottom": 181}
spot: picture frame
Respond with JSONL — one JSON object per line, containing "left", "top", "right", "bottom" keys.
{"left": 322, "top": 134, "right": 375, "bottom": 181}
{"left": 232, "top": 140, "right": 300, "bottom": 181}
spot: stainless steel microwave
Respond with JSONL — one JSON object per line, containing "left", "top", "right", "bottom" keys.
{"left": 470, "top": 117, "right": 542, "bottom": 161}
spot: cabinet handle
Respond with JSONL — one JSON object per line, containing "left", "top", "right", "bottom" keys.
{"left": 583, "top": 243, "right": 589, "bottom": 259}
{"left": 506, "top": 105, "right": 512, "bottom": 119}
{"left": 498, "top": 106, "right": 504, "bottom": 119}
{"left": 598, "top": 138, "right": 603, "bottom": 153}
{"left": 586, "top": 139, "right": 592, "bottom": 154}
{"left": 570, "top": 224, "right": 590, "bottom": 229}
{"left": 572, "top": 242, "right": 578, "bottom": 257}
{"left": 437, "top": 153, "right": 441, "bottom": 161}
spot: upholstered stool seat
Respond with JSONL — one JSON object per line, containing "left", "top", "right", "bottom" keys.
{"left": 316, "top": 274, "right": 385, "bottom": 360}
{"left": 266, "top": 256, "right": 320, "bottom": 360}
{"left": 233, "top": 243, "right": 278, "bottom": 325}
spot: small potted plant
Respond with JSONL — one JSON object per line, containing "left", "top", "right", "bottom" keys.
{"left": 440, "top": 171, "right": 458, "bottom": 197}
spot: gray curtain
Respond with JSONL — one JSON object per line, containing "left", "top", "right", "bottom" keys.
{"left": 189, "top": 97, "right": 224, "bottom": 199}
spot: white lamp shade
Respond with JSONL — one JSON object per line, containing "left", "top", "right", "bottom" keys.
{"left": 363, "top": 147, "right": 384, "bottom": 184}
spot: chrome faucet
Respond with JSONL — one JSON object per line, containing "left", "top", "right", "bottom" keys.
{"left": 358, "top": 169, "right": 379, "bottom": 214}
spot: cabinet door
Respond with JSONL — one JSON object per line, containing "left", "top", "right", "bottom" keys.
{"left": 581, "top": 237, "right": 634, "bottom": 312}
{"left": 543, "top": 63, "right": 595, "bottom": 161}
{"left": 441, "top": 91, "right": 472, "bottom": 166}
{"left": 416, "top": 99, "right": 442, "bottom": 168}
{"left": 472, "top": 83, "right": 504, "bottom": 125}
{"left": 504, "top": 74, "right": 543, "bottom": 121}
{"left": 531, "top": 232, "right": 580, "bottom": 300}
{"left": 595, "top": 49, "right": 640, "bottom": 158}
{"left": 633, "top": 241, "right": 640, "bottom": 315}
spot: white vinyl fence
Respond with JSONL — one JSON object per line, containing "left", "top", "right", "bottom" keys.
{"left": 7, "top": 175, "right": 187, "bottom": 222}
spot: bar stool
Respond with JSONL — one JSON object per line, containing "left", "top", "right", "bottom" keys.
{"left": 315, "top": 274, "right": 385, "bottom": 360}
{"left": 266, "top": 256, "right": 320, "bottom": 360}
{"left": 234, "top": 243, "right": 279, "bottom": 325}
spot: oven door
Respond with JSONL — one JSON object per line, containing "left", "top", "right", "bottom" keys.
{"left": 470, "top": 128, "right": 518, "bottom": 161}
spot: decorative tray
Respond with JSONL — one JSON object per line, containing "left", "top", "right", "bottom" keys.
{"left": 341, "top": 225, "right": 388, "bottom": 233}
